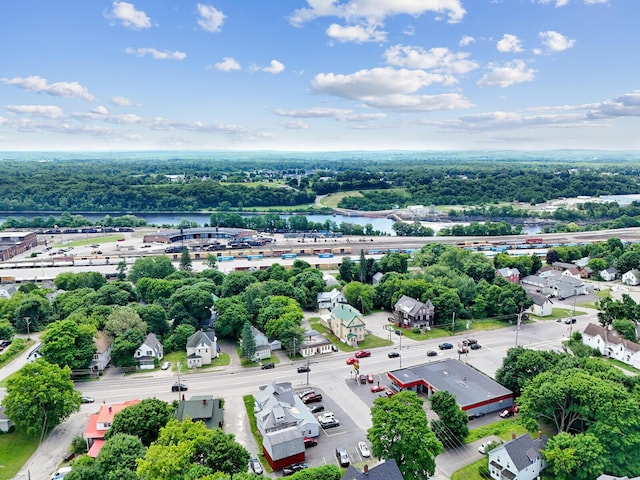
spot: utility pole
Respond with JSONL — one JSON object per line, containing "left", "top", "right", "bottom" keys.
{"left": 399, "top": 331, "right": 403, "bottom": 368}
{"left": 176, "top": 362, "right": 183, "bottom": 403}
{"left": 515, "top": 307, "right": 523, "bottom": 346}
{"left": 25, "top": 317, "right": 31, "bottom": 341}
{"left": 450, "top": 311, "right": 456, "bottom": 334}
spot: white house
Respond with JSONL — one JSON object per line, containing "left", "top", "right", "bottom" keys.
{"left": 0, "top": 406, "right": 14, "bottom": 433}
{"left": 582, "top": 323, "right": 640, "bottom": 370}
{"left": 0, "top": 285, "right": 16, "bottom": 299}
{"left": 254, "top": 382, "right": 320, "bottom": 439}
{"left": 316, "top": 288, "right": 347, "bottom": 311}
{"left": 300, "top": 330, "right": 333, "bottom": 357}
{"left": 90, "top": 332, "right": 112, "bottom": 373}
{"left": 488, "top": 432, "right": 547, "bottom": 480}
{"left": 600, "top": 266, "right": 618, "bottom": 281}
{"left": 526, "top": 292, "right": 553, "bottom": 317}
{"left": 186, "top": 330, "right": 218, "bottom": 368}
{"left": 622, "top": 269, "right": 640, "bottom": 286}
{"left": 250, "top": 326, "right": 272, "bottom": 361}
{"left": 134, "top": 333, "right": 164, "bottom": 370}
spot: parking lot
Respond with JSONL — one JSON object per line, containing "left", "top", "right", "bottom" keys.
{"left": 292, "top": 386, "right": 376, "bottom": 475}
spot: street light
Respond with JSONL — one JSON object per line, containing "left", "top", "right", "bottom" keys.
{"left": 176, "top": 362, "right": 183, "bottom": 403}
{"left": 24, "top": 317, "right": 31, "bottom": 341}
{"left": 515, "top": 307, "right": 523, "bottom": 346}
{"left": 398, "top": 331, "right": 403, "bottom": 368}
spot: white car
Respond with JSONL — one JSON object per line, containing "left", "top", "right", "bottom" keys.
{"left": 479, "top": 440, "right": 501, "bottom": 454}
{"left": 51, "top": 467, "right": 72, "bottom": 480}
{"left": 358, "top": 441, "right": 371, "bottom": 458}
{"left": 161, "top": 361, "right": 171, "bottom": 370}
{"left": 317, "top": 412, "right": 335, "bottom": 422}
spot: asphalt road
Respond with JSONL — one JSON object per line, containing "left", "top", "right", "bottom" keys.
{"left": 5, "top": 300, "right": 601, "bottom": 480}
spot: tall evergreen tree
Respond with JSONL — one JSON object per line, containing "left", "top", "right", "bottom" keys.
{"left": 240, "top": 321, "right": 256, "bottom": 360}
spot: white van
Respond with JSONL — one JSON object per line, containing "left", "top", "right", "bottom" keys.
{"left": 51, "top": 466, "right": 72, "bottom": 480}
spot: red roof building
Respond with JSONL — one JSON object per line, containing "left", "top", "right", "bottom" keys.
{"left": 84, "top": 399, "right": 140, "bottom": 457}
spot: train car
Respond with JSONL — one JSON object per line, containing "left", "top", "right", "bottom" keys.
{"left": 525, "top": 237, "right": 544, "bottom": 244}
{"left": 318, "top": 253, "right": 333, "bottom": 258}
{"left": 218, "top": 256, "right": 234, "bottom": 262}
{"left": 281, "top": 253, "right": 297, "bottom": 260}
{"left": 247, "top": 255, "right": 263, "bottom": 260}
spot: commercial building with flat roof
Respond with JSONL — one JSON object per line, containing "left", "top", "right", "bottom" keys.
{"left": 387, "top": 358, "right": 514, "bottom": 416}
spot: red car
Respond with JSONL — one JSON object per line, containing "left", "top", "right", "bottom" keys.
{"left": 370, "top": 385, "right": 385, "bottom": 393}
{"left": 367, "top": 374, "right": 374, "bottom": 383}
{"left": 303, "top": 437, "right": 318, "bottom": 448}
{"left": 355, "top": 350, "right": 371, "bottom": 358}
{"left": 346, "top": 357, "right": 358, "bottom": 365}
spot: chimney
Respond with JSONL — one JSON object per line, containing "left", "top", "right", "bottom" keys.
{"left": 108, "top": 406, "right": 112, "bottom": 413}
{"left": 203, "top": 399, "right": 207, "bottom": 406}
{"left": 364, "top": 465, "right": 369, "bottom": 475}
{"left": 512, "top": 432, "right": 516, "bottom": 440}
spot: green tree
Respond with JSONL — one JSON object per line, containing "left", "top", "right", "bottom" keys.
{"left": 128, "top": 256, "right": 176, "bottom": 283}
{"left": 135, "top": 304, "right": 170, "bottom": 336}
{"left": 338, "top": 257, "right": 354, "bottom": 282}
{"left": 543, "top": 432, "right": 605, "bottom": 480}
{"left": 116, "top": 260, "right": 127, "bottom": 281}
{"left": 368, "top": 391, "right": 442, "bottom": 480}
{"left": 613, "top": 318, "right": 637, "bottom": 341}
{"left": 221, "top": 271, "right": 257, "bottom": 298}
{"left": 95, "top": 433, "right": 146, "bottom": 480}
{"left": 494, "top": 347, "right": 562, "bottom": 397}
{"left": 343, "top": 282, "right": 375, "bottom": 314}
{"left": 13, "top": 294, "right": 52, "bottom": 332}
{"left": 204, "top": 254, "right": 218, "bottom": 269}
{"left": 287, "top": 465, "right": 341, "bottom": 479}
{"left": 54, "top": 271, "right": 106, "bottom": 291}
{"left": 179, "top": 249, "right": 193, "bottom": 271}
{"left": 110, "top": 329, "right": 144, "bottom": 367}
{"left": 168, "top": 285, "right": 215, "bottom": 329}
{"left": 3, "top": 359, "right": 81, "bottom": 435}
{"left": 104, "top": 306, "right": 147, "bottom": 338}
{"left": 240, "top": 321, "right": 256, "bottom": 360}
{"left": 359, "top": 249, "right": 367, "bottom": 283}
{"left": 165, "top": 324, "right": 196, "bottom": 352}
{"left": 137, "top": 418, "right": 250, "bottom": 480}
{"left": 40, "top": 319, "right": 97, "bottom": 369}
{"left": 429, "top": 390, "right": 469, "bottom": 448}
{"left": 106, "top": 398, "right": 174, "bottom": 446}
{"left": 215, "top": 296, "right": 251, "bottom": 339}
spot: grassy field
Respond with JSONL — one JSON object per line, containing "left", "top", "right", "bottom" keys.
{"left": 162, "top": 351, "right": 230, "bottom": 373}
{"left": 307, "top": 317, "right": 392, "bottom": 351}
{"left": 319, "top": 191, "right": 363, "bottom": 208}
{"left": 0, "top": 430, "right": 40, "bottom": 480}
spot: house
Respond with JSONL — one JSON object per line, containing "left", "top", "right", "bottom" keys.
{"left": 323, "top": 274, "right": 340, "bottom": 287}
{"left": 622, "top": 269, "right": 640, "bottom": 286}
{"left": 0, "top": 406, "right": 14, "bottom": 433}
{"left": 90, "top": 332, "right": 112, "bottom": 373}
{"left": 27, "top": 343, "right": 43, "bottom": 362}
{"left": 600, "top": 266, "right": 618, "bottom": 281}
{"left": 134, "top": 333, "right": 164, "bottom": 370}
{"left": 562, "top": 266, "right": 584, "bottom": 280}
{"left": 84, "top": 399, "right": 141, "bottom": 457}
{"left": 391, "top": 295, "right": 434, "bottom": 331}
{"left": 176, "top": 395, "right": 224, "bottom": 429}
{"left": 582, "top": 323, "right": 640, "bottom": 369}
{"left": 341, "top": 459, "right": 404, "bottom": 480}
{"left": 526, "top": 292, "right": 552, "bottom": 317}
{"left": 300, "top": 330, "right": 332, "bottom": 357}
{"left": 250, "top": 326, "right": 272, "bottom": 361}
{"left": 496, "top": 267, "right": 520, "bottom": 284}
{"left": 371, "top": 272, "right": 384, "bottom": 285}
{"left": 0, "top": 285, "right": 16, "bottom": 299}
{"left": 328, "top": 303, "right": 366, "bottom": 347}
{"left": 317, "top": 288, "right": 347, "bottom": 311}
{"left": 254, "top": 382, "right": 317, "bottom": 469}
{"left": 488, "top": 432, "right": 547, "bottom": 480}
{"left": 186, "top": 330, "right": 218, "bottom": 368}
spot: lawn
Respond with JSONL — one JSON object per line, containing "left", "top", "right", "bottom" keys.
{"left": 0, "top": 430, "right": 40, "bottom": 480}
{"left": 56, "top": 235, "right": 125, "bottom": 247}
{"left": 307, "top": 317, "right": 392, "bottom": 351}
{"left": 162, "top": 351, "right": 230, "bottom": 373}
{"left": 466, "top": 418, "right": 528, "bottom": 443}
{"left": 450, "top": 458, "right": 487, "bottom": 480}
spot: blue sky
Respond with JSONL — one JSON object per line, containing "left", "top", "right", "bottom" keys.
{"left": 1, "top": 0, "right": 638, "bottom": 152}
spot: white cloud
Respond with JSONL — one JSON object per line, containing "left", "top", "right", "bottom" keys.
{"left": 196, "top": 4, "right": 225, "bottom": 32}
{"left": 125, "top": 48, "right": 187, "bottom": 60}
{"left": 477, "top": 60, "right": 536, "bottom": 87}
{"left": 497, "top": 34, "right": 523, "bottom": 53}
{"left": 459, "top": 35, "right": 475, "bottom": 47}
{"left": 384, "top": 44, "right": 478, "bottom": 75}
{"left": 311, "top": 67, "right": 473, "bottom": 111}
{"left": 110, "top": 96, "right": 136, "bottom": 106}
{"left": 538, "top": 30, "right": 575, "bottom": 52}
{"left": 211, "top": 57, "right": 241, "bottom": 72}
{"left": 289, "top": 0, "right": 466, "bottom": 26}
{"left": 274, "top": 107, "right": 386, "bottom": 122}
{"left": 106, "top": 1, "right": 152, "bottom": 30}
{"left": 587, "top": 90, "right": 640, "bottom": 118}
{"left": 1, "top": 75, "right": 95, "bottom": 100}
{"left": 6, "top": 105, "right": 64, "bottom": 119}
{"left": 253, "top": 60, "right": 285, "bottom": 74}
{"left": 326, "top": 23, "right": 387, "bottom": 43}
{"left": 91, "top": 105, "right": 109, "bottom": 115}
{"left": 280, "top": 121, "right": 309, "bottom": 129}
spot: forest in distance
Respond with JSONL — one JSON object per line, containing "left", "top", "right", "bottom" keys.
{"left": 2, "top": 152, "right": 640, "bottom": 235}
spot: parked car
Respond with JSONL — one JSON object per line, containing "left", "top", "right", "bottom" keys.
{"left": 499, "top": 406, "right": 518, "bottom": 418}
{"left": 331, "top": 344, "right": 339, "bottom": 352}
{"left": 249, "top": 458, "right": 263, "bottom": 474}
{"left": 161, "top": 361, "right": 171, "bottom": 370}
{"left": 50, "top": 467, "right": 72, "bottom": 480}
{"left": 564, "top": 317, "right": 577, "bottom": 324}
{"left": 304, "top": 436, "right": 318, "bottom": 448}
{"left": 478, "top": 441, "right": 500, "bottom": 454}
{"left": 308, "top": 403, "right": 325, "bottom": 413}
{"left": 81, "top": 396, "right": 95, "bottom": 403}
{"left": 298, "top": 389, "right": 315, "bottom": 398}
{"left": 297, "top": 365, "right": 310, "bottom": 373}
{"left": 370, "top": 385, "right": 385, "bottom": 393}
{"left": 394, "top": 330, "right": 403, "bottom": 336}
{"left": 458, "top": 346, "right": 469, "bottom": 354}
{"left": 261, "top": 362, "right": 275, "bottom": 369}
{"left": 384, "top": 388, "right": 397, "bottom": 397}
{"left": 470, "top": 343, "right": 482, "bottom": 350}
{"left": 283, "top": 462, "right": 308, "bottom": 476}
{"left": 320, "top": 418, "right": 340, "bottom": 429}
{"left": 367, "top": 373, "right": 374, "bottom": 383}
{"left": 462, "top": 338, "right": 478, "bottom": 346}
{"left": 346, "top": 357, "right": 358, "bottom": 365}
{"left": 426, "top": 350, "right": 438, "bottom": 357}
{"left": 358, "top": 441, "right": 371, "bottom": 458}
{"left": 439, "top": 342, "right": 454, "bottom": 350}
{"left": 302, "top": 393, "right": 323, "bottom": 404}
{"left": 317, "top": 412, "right": 335, "bottom": 422}
{"left": 359, "top": 374, "right": 367, "bottom": 384}
{"left": 171, "top": 383, "right": 188, "bottom": 392}
{"left": 335, "top": 447, "right": 350, "bottom": 467}
{"left": 388, "top": 351, "right": 400, "bottom": 358}
{"left": 354, "top": 350, "right": 371, "bottom": 358}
